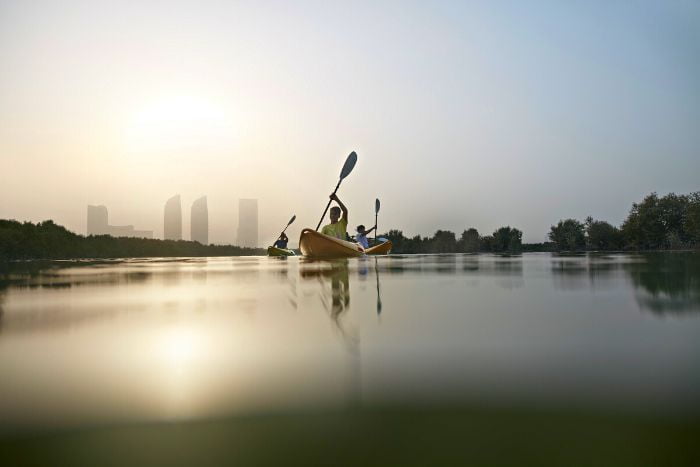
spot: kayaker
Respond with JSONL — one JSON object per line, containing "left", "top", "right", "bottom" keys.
{"left": 355, "top": 224, "right": 377, "bottom": 249}
{"left": 273, "top": 232, "right": 289, "bottom": 249}
{"left": 321, "top": 193, "right": 348, "bottom": 240}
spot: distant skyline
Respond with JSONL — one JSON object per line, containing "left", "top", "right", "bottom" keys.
{"left": 1, "top": 1, "right": 699, "bottom": 243}
{"left": 86, "top": 205, "right": 153, "bottom": 239}
{"left": 164, "top": 195, "right": 182, "bottom": 241}
{"left": 191, "top": 196, "right": 209, "bottom": 245}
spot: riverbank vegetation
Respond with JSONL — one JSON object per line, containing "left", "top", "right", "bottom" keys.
{"left": 381, "top": 226, "right": 529, "bottom": 254}
{"left": 383, "top": 191, "right": 700, "bottom": 254}
{"left": 2, "top": 192, "right": 698, "bottom": 259}
{"left": 548, "top": 192, "right": 700, "bottom": 252}
{"left": 0, "top": 219, "right": 263, "bottom": 260}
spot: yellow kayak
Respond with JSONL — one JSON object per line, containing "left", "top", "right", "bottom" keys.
{"left": 366, "top": 240, "right": 393, "bottom": 255}
{"left": 299, "top": 228, "right": 365, "bottom": 258}
{"left": 267, "top": 246, "right": 296, "bottom": 256}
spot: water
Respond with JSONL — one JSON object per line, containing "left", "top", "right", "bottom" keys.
{"left": 1, "top": 253, "right": 699, "bottom": 464}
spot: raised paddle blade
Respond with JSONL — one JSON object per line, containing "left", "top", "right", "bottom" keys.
{"left": 287, "top": 215, "right": 296, "bottom": 226}
{"left": 339, "top": 151, "right": 357, "bottom": 180}
{"left": 316, "top": 152, "right": 357, "bottom": 231}
{"left": 375, "top": 198, "right": 380, "bottom": 214}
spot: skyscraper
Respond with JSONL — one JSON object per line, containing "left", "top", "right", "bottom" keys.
{"left": 87, "top": 205, "right": 109, "bottom": 235}
{"left": 164, "top": 194, "right": 182, "bottom": 240}
{"left": 86, "top": 205, "right": 153, "bottom": 238}
{"left": 191, "top": 196, "right": 208, "bottom": 245}
{"left": 237, "top": 199, "right": 258, "bottom": 248}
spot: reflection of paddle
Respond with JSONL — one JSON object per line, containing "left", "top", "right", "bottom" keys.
{"left": 374, "top": 198, "right": 380, "bottom": 244}
{"left": 315, "top": 152, "right": 358, "bottom": 231}
{"left": 375, "top": 257, "right": 382, "bottom": 315}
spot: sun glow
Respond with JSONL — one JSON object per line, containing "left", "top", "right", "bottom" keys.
{"left": 158, "top": 326, "right": 202, "bottom": 372}
{"left": 124, "top": 95, "right": 235, "bottom": 156}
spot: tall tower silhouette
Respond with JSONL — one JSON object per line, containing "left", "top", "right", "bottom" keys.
{"left": 191, "top": 196, "right": 208, "bottom": 245}
{"left": 87, "top": 205, "right": 109, "bottom": 235}
{"left": 164, "top": 195, "right": 182, "bottom": 240}
{"left": 237, "top": 199, "right": 258, "bottom": 247}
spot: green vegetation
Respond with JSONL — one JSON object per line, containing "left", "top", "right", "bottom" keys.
{"left": 0, "top": 219, "right": 264, "bottom": 260}
{"left": 383, "top": 226, "right": 525, "bottom": 254}
{"left": 622, "top": 192, "right": 700, "bottom": 249}
{"left": 383, "top": 191, "right": 699, "bottom": 254}
{"left": 549, "top": 191, "right": 700, "bottom": 251}
{"left": 585, "top": 216, "right": 624, "bottom": 251}
{"left": 549, "top": 219, "right": 587, "bottom": 251}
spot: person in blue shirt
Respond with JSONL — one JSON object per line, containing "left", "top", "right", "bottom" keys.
{"left": 355, "top": 224, "right": 377, "bottom": 249}
{"left": 273, "top": 232, "right": 289, "bottom": 249}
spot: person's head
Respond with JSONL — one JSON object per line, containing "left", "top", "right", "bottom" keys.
{"left": 279, "top": 232, "right": 288, "bottom": 240}
{"left": 329, "top": 206, "right": 341, "bottom": 223}
{"left": 356, "top": 225, "right": 366, "bottom": 234}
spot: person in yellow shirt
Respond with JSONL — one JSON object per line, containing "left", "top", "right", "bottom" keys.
{"left": 321, "top": 193, "right": 348, "bottom": 240}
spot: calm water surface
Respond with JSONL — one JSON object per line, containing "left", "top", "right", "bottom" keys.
{"left": 1, "top": 253, "right": 699, "bottom": 433}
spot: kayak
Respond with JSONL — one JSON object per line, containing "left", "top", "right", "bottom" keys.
{"left": 299, "top": 228, "right": 365, "bottom": 258}
{"left": 267, "top": 246, "right": 296, "bottom": 257}
{"left": 366, "top": 240, "right": 393, "bottom": 255}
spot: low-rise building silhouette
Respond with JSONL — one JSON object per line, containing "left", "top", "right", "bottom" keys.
{"left": 164, "top": 195, "right": 182, "bottom": 240}
{"left": 191, "top": 196, "right": 208, "bottom": 245}
{"left": 237, "top": 199, "right": 258, "bottom": 248}
{"left": 86, "top": 205, "right": 153, "bottom": 238}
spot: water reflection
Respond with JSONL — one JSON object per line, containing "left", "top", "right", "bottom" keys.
{"left": 299, "top": 259, "right": 357, "bottom": 352}
{"left": 0, "top": 290, "right": 5, "bottom": 333}
{"left": 492, "top": 256, "right": 524, "bottom": 289}
{"left": 1, "top": 253, "right": 699, "bottom": 434}
{"left": 625, "top": 253, "right": 700, "bottom": 314}
{"left": 547, "top": 252, "right": 700, "bottom": 314}
{"left": 375, "top": 258, "right": 382, "bottom": 316}
{"left": 551, "top": 256, "right": 592, "bottom": 290}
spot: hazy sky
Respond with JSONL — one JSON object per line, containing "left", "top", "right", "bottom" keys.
{"left": 1, "top": 0, "right": 698, "bottom": 244}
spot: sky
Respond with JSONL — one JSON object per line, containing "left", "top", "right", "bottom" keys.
{"left": 1, "top": 0, "right": 699, "bottom": 245}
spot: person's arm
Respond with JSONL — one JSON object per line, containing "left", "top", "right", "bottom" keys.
{"left": 330, "top": 194, "right": 348, "bottom": 221}
{"left": 365, "top": 225, "right": 377, "bottom": 235}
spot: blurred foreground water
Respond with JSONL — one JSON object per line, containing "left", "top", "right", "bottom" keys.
{"left": 0, "top": 253, "right": 699, "bottom": 465}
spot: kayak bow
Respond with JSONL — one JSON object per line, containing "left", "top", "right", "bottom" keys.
{"left": 366, "top": 240, "right": 393, "bottom": 255}
{"left": 299, "top": 228, "right": 365, "bottom": 258}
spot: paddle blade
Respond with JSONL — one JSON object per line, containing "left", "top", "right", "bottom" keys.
{"left": 287, "top": 215, "right": 296, "bottom": 226}
{"left": 339, "top": 151, "right": 357, "bottom": 180}
{"left": 375, "top": 198, "right": 380, "bottom": 214}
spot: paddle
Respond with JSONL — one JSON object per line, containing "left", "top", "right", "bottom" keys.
{"left": 272, "top": 215, "right": 295, "bottom": 247}
{"left": 315, "top": 151, "right": 358, "bottom": 231}
{"left": 374, "top": 198, "right": 380, "bottom": 243}
{"left": 280, "top": 215, "right": 296, "bottom": 236}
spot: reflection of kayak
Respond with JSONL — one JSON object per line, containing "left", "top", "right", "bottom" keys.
{"left": 366, "top": 240, "right": 393, "bottom": 255}
{"left": 299, "top": 228, "right": 365, "bottom": 258}
{"left": 267, "top": 246, "right": 296, "bottom": 256}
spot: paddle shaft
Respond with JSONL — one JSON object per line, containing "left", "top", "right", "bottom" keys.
{"left": 315, "top": 179, "right": 342, "bottom": 231}
{"left": 374, "top": 213, "right": 378, "bottom": 243}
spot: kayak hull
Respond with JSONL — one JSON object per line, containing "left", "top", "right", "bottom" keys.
{"left": 299, "top": 228, "right": 365, "bottom": 258}
{"left": 267, "top": 246, "right": 296, "bottom": 257}
{"left": 366, "top": 240, "right": 393, "bottom": 255}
